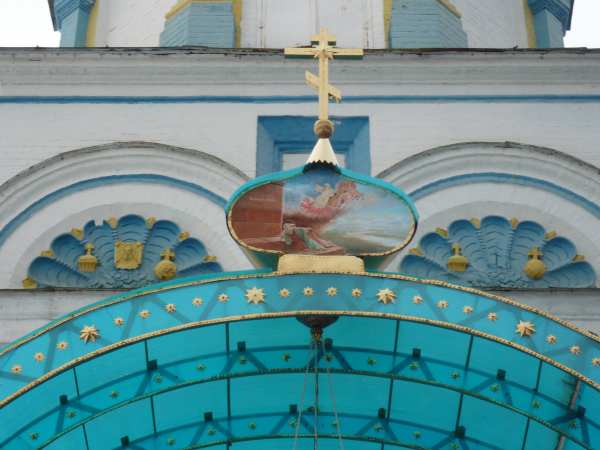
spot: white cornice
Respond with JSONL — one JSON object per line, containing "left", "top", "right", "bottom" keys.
{"left": 1, "top": 49, "right": 600, "bottom": 96}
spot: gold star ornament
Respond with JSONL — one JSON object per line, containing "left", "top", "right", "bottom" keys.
{"left": 165, "top": 303, "right": 177, "bottom": 313}
{"left": 303, "top": 287, "right": 314, "bottom": 297}
{"left": 56, "top": 341, "right": 69, "bottom": 350}
{"left": 546, "top": 335, "right": 557, "bottom": 345}
{"left": 192, "top": 297, "right": 204, "bottom": 307}
{"left": 139, "top": 310, "right": 151, "bottom": 319}
{"left": 218, "top": 293, "right": 229, "bottom": 303}
{"left": 280, "top": 288, "right": 291, "bottom": 298}
{"left": 516, "top": 321, "right": 536, "bottom": 338}
{"left": 377, "top": 288, "right": 396, "bottom": 304}
{"left": 463, "top": 306, "right": 473, "bottom": 314}
{"left": 351, "top": 288, "right": 362, "bottom": 297}
{"left": 326, "top": 287, "right": 338, "bottom": 296}
{"left": 114, "top": 317, "right": 125, "bottom": 326}
{"left": 11, "top": 364, "right": 22, "bottom": 374}
{"left": 437, "top": 300, "right": 449, "bottom": 309}
{"left": 245, "top": 287, "right": 266, "bottom": 304}
{"left": 80, "top": 325, "right": 100, "bottom": 343}
{"left": 570, "top": 345, "right": 582, "bottom": 356}
{"left": 34, "top": 352, "right": 45, "bottom": 362}
{"left": 592, "top": 357, "right": 600, "bottom": 367}
{"left": 413, "top": 295, "right": 423, "bottom": 305}
{"left": 487, "top": 312, "right": 498, "bottom": 321}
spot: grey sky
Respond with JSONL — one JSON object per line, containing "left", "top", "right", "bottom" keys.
{"left": 0, "top": 0, "right": 598, "bottom": 47}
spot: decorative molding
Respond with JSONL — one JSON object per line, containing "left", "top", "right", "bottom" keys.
{"left": 53, "top": 0, "right": 95, "bottom": 28}
{"left": 25, "top": 215, "right": 222, "bottom": 289}
{"left": 401, "top": 216, "right": 596, "bottom": 288}
{"left": 389, "top": 0, "right": 467, "bottom": 49}
{"left": 160, "top": 0, "right": 236, "bottom": 47}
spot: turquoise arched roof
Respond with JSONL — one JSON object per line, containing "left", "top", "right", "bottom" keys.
{"left": 1, "top": 271, "right": 599, "bottom": 449}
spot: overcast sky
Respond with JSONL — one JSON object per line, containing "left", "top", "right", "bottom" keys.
{"left": 0, "top": 0, "right": 598, "bottom": 48}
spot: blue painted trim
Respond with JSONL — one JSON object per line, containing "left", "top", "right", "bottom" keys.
{"left": 0, "top": 174, "right": 227, "bottom": 249}
{"left": 2, "top": 95, "right": 600, "bottom": 104}
{"left": 409, "top": 172, "right": 600, "bottom": 218}
{"left": 256, "top": 116, "right": 370, "bottom": 175}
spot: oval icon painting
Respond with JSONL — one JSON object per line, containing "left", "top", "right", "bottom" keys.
{"left": 228, "top": 167, "right": 417, "bottom": 257}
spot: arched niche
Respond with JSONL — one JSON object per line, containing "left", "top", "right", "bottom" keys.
{"left": 0, "top": 142, "right": 252, "bottom": 288}
{"left": 378, "top": 142, "right": 600, "bottom": 285}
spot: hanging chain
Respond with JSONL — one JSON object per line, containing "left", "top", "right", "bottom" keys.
{"left": 326, "top": 367, "right": 345, "bottom": 450}
{"left": 292, "top": 338, "right": 315, "bottom": 450}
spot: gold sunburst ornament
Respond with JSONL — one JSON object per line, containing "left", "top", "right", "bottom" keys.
{"left": 56, "top": 341, "right": 69, "bottom": 350}
{"left": 79, "top": 325, "right": 100, "bottom": 343}
{"left": 352, "top": 288, "right": 362, "bottom": 297}
{"left": 487, "top": 312, "right": 498, "bottom": 321}
{"left": 139, "top": 310, "right": 151, "bottom": 319}
{"left": 245, "top": 287, "right": 266, "bottom": 304}
{"left": 304, "top": 287, "right": 314, "bottom": 297}
{"left": 326, "top": 287, "right": 338, "bottom": 296}
{"left": 437, "top": 300, "right": 449, "bottom": 309}
{"left": 570, "top": 345, "right": 582, "bottom": 356}
{"left": 546, "top": 335, "right": 557, "bottom": 345}
{"left": 114, "top": 317, "right": 125, "bottom": 326}
{"left": 413, "top": 295, "right": 423, "bottom": 304}
{"left": 11, "top": 364, "right": 22, "bottom": 374}
{"left": 279, "top": 288, "right": 291, "bottom": 298}
{"left": 192, "top": 297, "right": 204, "bottom": 307}
{"left": 218, "top": 293, "right": 229, "bottom": 303}
{"left": 165, "top": 303, "right": 177, "bottom": 313}
{"left": 377, "top": 288, "right": 396, "bottom": 304}
{"left": 516, "top": 321, "right": 536, "bottom": 338}
{"left": 34, "top": 352, "right": 45, "bottom": 362}
{"left": 463, "top": 306, "right": 473, "bottom": 314}
{"left": 592, "top": 358, "right": 600, "bottom": 367}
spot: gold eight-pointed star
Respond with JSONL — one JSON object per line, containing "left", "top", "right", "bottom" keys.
{"left": 377, "top": 288, "right": 396, "bottom": 304}
{"left": 80, "top": 325, "right": 100, "bottom": 343}
{"left": 516, "top": 321, "right": 536, "bottom": 337}
{"left": 245, "top": 287, "right": 266, "bottom": 304}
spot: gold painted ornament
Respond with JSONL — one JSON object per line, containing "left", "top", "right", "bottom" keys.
{"left": 154, "top": 248, "right": 177, "bottom": 281}
{"left": 115, "top": 241, "right": 144, "bottom": 270}
{"left": 245, "top": 287, "right": 265, "bottom": 304}
{"left": 139, "top": 310, "right": 151, "bottom": 319}
{"left": 218, "top": 293, "right": 229, "bottom": 303}
{"left": 487, "top": 312, "right": 498, "bottom": 321}
{"left": 377, "top": 288, "right": 396, "bottom": 304}
{"left": 192, "top": 297, "right": 204, "bottom": 307}
{"left": 352, "top": 288, "right": 362, "bottom": 297}
{"left": 34, "top": 352, "right": 45, "bottom": 362}
{"left": 546, "top": 335, "right": 557, "bottom": 345}
{"left": 80, "top": 325, "right": 100, "bottom": 343}
{"left": 570, "top": 345, "right": 582, "bottom": 356}
{"left": 592, "top": 358, "right": 600, "bottom": 367}
{"left": 437, "top": 300, "right": 449, "bottom": 309}
{"left": 279, "top": 288, "right": 291, "bottom": 298}
{"left": 516, "top": 321, "right": 536, "bottom": 338}
{"left": 463, "top": 306, "right": 473, "bottom": 314}
{"left": 303, "top": 287, "right": 314, "bottom": 297}
{"left": 77, "top": 243, "right": 98, "bottom": 272}
{"left": 413, "top": 295, "right": 423, "bottom": 304}
{"left": 447, "top": 243, "right": 469, "bottom": 273}
{"left": 165, "top": 303, "right": 177, "bottom": 313}
{"left": 326, "top": 287, "right": 338, "bottom": 296}
{"left": 11, "top": 365, "right": 23, "bottom": 374}
{"left": 114, "top": 317, "right": 125, "bottom": 326}
{"left": 524, "top": 247, "right": 546, "bottom": 280}
{"left": 56, "top": 341, "right": 69, "bottom": 350}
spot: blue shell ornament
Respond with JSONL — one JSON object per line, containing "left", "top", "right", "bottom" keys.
{"left": 27, "top": 215, "right": 222, "bottom": 289}
{"left": 400, "top": 216, "right": 596, "bottom": 288}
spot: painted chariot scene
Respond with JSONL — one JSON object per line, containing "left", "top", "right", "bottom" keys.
{"left": 230, "top": 169, "right": 416, "bottom": 256}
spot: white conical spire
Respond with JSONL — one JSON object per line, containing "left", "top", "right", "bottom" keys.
{"left": 306, "top": 138, "right": 339, "bottom": 166}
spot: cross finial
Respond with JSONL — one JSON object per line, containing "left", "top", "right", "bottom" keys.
{"left": 284, "top": 28, "right": 364, "bottom": 139}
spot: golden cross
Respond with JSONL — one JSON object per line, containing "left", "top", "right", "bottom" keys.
{"left": 285, "top": 29, "right": 364, "bottom": 124}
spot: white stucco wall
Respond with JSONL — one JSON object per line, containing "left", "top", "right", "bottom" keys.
{"left": 453, "top": 0, "right": 530, "bottom": 48}
{"left": 88, "top": 0, "right": 530, "bottom": 49}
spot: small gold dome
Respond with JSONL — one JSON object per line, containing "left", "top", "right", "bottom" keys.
{"left": 154, "top": 248, "right": 177, "bottom": 281}
{"left": 524, "top": 247, "right": 546, "bottom": 280}
{"left": 78, "top": 243, "right": 98, "bottom": 273}
{"left": 447, "top": 243, "right": 469, "bottom": 272}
